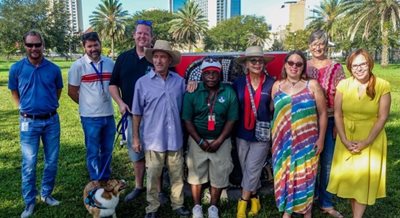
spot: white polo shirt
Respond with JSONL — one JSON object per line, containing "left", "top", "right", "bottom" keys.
{"left": 68, "top": 54, "right": 114, "bottom": 117}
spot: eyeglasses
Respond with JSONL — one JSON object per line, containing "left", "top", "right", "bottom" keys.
{"left": 25, "top": 43, "right": 42, "bottom": 48}
{"left": 137, "top": 20, "right": 153, "bottom": 27}
{"left": 82, "top": 32, "right": 99, "bottom": 41}
{"left": 351, "top": 62, "right": 368, "bottom": 69}
{"left": 287, "top": 61, "right": 304, "bottom": 67}
{"left": 249, "top": 58, "right": 264, "bottom": 65}
{"left": 310, "top": 42, "right": 325, "bottom": 48}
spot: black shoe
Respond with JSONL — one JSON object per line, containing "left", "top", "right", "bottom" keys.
{"left": 144, "top": 212, "right": 158, "bottom": 218}
{"left": 124, "top": 188, "right": 145, "bottom": 202}
{"left": 174, "top": 207, "right": 191, "bottom": 217}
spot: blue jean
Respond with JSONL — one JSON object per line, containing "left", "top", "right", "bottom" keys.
{"left": 126, "top": 115, "right": 145, "bottom": 162}
{"left": 20, "top": 114, "right": 60, "bottom": 206}
{"left": 81, "top": 116, "right": 116, "bottom": 181}
{"left": 317, "top": 117, "right": 335, "bottom": 208}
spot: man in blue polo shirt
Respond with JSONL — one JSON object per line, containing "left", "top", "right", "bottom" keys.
{"left": 8, "top": 30, "right": 63, "bottom": 218}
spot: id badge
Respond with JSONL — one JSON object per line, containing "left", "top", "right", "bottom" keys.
{"left": 208, "top": 114, "right": 215, "bottom": 131}
{"left": 102, "top": 92, "right": 109, "bottom": 102}
{"left": 21, "top": 121, "right": 29, "bottom": 132}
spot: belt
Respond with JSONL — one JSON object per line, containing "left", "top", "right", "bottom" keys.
{"left": 20, "top": 111, "right": 57, "bottom": 120}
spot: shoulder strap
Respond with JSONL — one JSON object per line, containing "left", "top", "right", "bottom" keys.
{"left": 245, "top": 76, "right": 258, "bottom": 118}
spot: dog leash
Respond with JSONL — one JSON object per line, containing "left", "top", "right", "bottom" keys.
{"left": 97, "top": 112, "right": 130, "bottom": 181}
{"left": 114, "top": 111, "right": 130, "bottom": 148}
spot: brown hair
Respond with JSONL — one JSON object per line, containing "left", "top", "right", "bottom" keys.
{"left": 346, "top": 49, "right": 376, "bottom": 99}
{"left": 281, "top": 50, "right": 308, "bottom": 80}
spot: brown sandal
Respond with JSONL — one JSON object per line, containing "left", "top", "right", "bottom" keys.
{"left": 320, "top": 207, "right": 344, "bottom": 218}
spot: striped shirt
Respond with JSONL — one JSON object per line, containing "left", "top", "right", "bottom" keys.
{"left": 68, "top": 54, "right": 114, "bottom": 117}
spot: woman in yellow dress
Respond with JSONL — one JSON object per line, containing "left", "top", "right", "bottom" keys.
{"left": 327, "top": 49, "right": 391, "bottom": 218}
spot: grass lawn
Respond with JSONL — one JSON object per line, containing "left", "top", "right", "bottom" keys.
{"left": 0, "top": 58, "right": 399, "bottom": 218}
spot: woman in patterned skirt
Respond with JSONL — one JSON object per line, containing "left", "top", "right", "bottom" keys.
{"left": 271, "top": 50, "right": 327, "bottom": 218}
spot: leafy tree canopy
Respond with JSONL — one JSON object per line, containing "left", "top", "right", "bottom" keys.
{"left": 204, "top": 15, "right": 270, "bottom": 52}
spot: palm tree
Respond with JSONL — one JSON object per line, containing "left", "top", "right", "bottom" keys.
{"left": 89, "top": 0, "right": 128, "bottom": 59}
{"left": 307, "top": 0, "right": 349, "bottom": 40}
{"left": 169, "top": 1, "right": 208, "bottom": 51}
{"left": 345, "top": 0, "right": 400, "bottom": 67}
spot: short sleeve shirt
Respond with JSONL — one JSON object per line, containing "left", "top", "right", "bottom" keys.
{"left": 8, "top": 58, "right": 63, "bottom": 114}
{"left": 132, "top": 70, "right": 186, "bottom": 152}
{"left": 68, "top": 54, "right": 114, "bottom": 117}
{"left": 109, "top": 48, "right": 153, "bottom": 110}
{"left": 182, "top": 83, "right": 239, "bottom": 140}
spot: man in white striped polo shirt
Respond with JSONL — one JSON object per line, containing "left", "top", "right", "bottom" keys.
{"left": 68, "top": 32, "right": 116, "bottom": 183}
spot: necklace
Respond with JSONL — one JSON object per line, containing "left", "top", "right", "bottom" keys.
{"left": 287, "top": 79, "right": 301, "bottom": 87}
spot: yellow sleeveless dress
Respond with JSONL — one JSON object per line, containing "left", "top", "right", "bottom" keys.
{"left": 327, "top": 77, "right": 390, "bottom": 205}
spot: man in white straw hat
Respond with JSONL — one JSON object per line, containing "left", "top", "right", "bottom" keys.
{"left": 131, "top": 40, "right": 190, "bottom": 218}
{"left": 182, "top": 59, "right": 239, "bottom": 218}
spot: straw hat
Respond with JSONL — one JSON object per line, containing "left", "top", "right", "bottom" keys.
{"left": 144, "top": 40, "right": 181, "bottom": 67}
{"left": 235, "top": 46, "right": 274, "bottom": 64}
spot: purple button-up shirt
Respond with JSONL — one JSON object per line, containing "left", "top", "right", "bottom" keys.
{"left": 132, "top": 69, "right": 186, "bottom": 152}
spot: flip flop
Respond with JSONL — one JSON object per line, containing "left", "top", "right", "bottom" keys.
{"left": 320, "top": 207, "right": 344, "bottom": 218}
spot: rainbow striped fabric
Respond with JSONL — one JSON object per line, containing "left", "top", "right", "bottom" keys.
{"left": 271, "top": 83, "right": 319, "bottom": 214}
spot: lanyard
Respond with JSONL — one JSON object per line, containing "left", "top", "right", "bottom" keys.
{"left": 90, "top": 61, "right": 104, "bottom": 92}
{"left": 207, "top": 91, "right": 218, "bottom": 116}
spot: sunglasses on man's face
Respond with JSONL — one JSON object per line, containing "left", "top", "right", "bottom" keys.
{"left": 25, "top": 43, "right": 42, "bottom": 48}
{"left": 137, "top": 19, "right": 153, "bottom": 27}
{"left": 287, "top": 61, "right": 304, "bottom": 67}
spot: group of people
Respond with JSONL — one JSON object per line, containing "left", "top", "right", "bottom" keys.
{"left": 8, "top": 19, "right": 390, "bottom": 218}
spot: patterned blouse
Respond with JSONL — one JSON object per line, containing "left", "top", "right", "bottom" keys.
{"left": 306, "top": 60, "right": 345, "bottom": 116}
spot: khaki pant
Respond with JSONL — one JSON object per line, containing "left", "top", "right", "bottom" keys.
{"left": 145, "top": 150, "right": 184, "bottom": 213}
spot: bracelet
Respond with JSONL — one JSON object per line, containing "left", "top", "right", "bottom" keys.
{"left": 198, "top": 138, "right": 204, "bottom": 145}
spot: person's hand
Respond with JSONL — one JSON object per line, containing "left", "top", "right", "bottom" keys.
{"left": 208, "top": 139, "right": 222, "bottom": 153}
{"left": 132, "top": 137, "right": 141, "bottom": 153}
{"left": 199, "top": 140, "right": 210, "bottom": 152}
{"left": 118, "top": 102, "right": 131, "bottom": 115}
{"left": 351, "top": 140, "right": 369, "bottom": 153}
{"left": 342, "top": 139, "right": 356, "bottom": 152}
{"left": 315, "top": 138, "right": 324, "bottom": 155}
{"left": 186, "top": 81, "right": 198, "bottom": 93}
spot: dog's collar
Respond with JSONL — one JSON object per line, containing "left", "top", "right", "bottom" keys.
{"left": 85, "top": 188, "right": 107, "bottom": 209}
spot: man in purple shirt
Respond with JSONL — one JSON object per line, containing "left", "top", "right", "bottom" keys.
{"left": 132, "top": 40, "right": 190, "bottom": 218}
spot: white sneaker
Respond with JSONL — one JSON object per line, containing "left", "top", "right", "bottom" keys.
{"left": 208, "top": 205, "right": 219, "bottom": 218}
{"left": 192, "top": 204, "right": 203, "bottom": 218}
{"left": 20, "top": 203, "right": 35, "bottom": 218}
{"left": 41, "top": 195, "right": 60, "bottom": 206}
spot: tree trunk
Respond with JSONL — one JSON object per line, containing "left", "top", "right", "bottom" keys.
{"left": 381, "top": 24, "right": 389, "bottom": 67}
{"left": 111, "top": 36, "right": 115, "bottom": 60}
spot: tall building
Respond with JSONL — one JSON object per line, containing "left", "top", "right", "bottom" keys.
{"left": 194, "top": 0, "right": 241, "bottom": 28}
{"left": 288, "top": 0, "right": 305, "bottom": 31}
{"left": 49, "top": 0, "right": 83, "bottom": 33}
{"left": 169, "top": 0, "right": 188, "bottom": 12}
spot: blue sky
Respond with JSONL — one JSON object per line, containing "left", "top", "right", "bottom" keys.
{"left": 82, "top": 0, "right": 320, "bottom": 31}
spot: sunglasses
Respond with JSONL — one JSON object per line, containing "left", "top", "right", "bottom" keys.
{"left": 25, "top": 43, "right": 42, "bottom": 48}
{"left": 287, "top": 61, "right": 304, "bottom": 67}
{"left": 82, "top": 32, "right": 100, "bottom": 41}
{"left": 249, "top": 58, "right": 264, "bottom": 65}
{"left": 137, "top": 20, "right": 153, "bottom": 27}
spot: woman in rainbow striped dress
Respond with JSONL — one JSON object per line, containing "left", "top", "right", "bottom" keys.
{"left": 270, "top": 50, "right": 328, "bottom": 218}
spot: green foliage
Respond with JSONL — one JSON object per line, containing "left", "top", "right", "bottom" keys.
{"left": 283, "top": 26, "right": 310, "bottom": 51}
{"left": 204, "top": 15, "right": 270, "bottom": 52}
{"left": 169, "top": 1, "right": 208, "bottom": 51}
{"left": 0, "top": 0, "right": 74, "bottom": 58}
{"left": 130, "top": 9, "right": 175, "bottom": 45}
{"left": 89, "top": 0, "right": 129, "bottom": 59}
